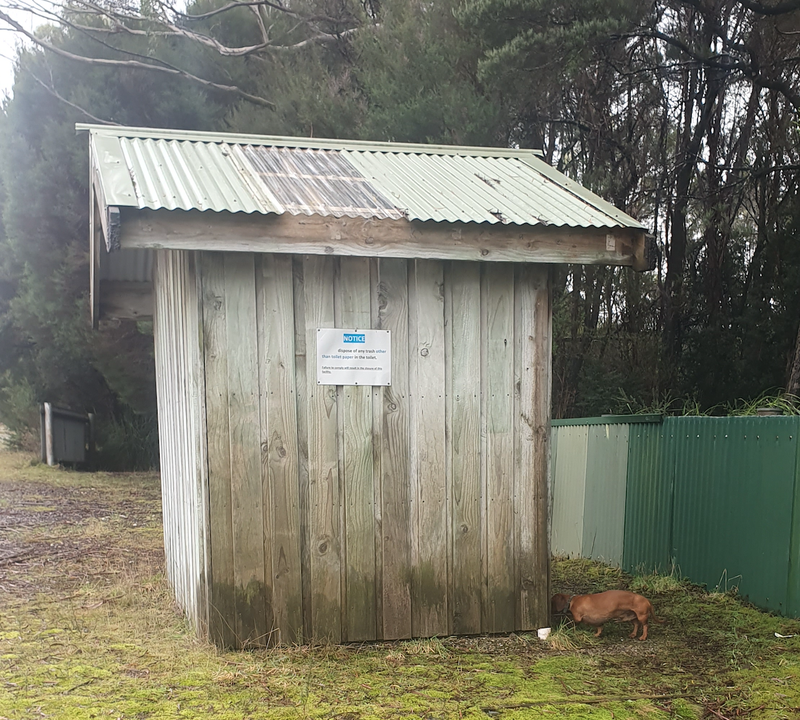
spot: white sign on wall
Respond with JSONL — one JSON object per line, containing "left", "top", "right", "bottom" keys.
{"left": 316, "top": 328, "right": 391, "bottom": 386}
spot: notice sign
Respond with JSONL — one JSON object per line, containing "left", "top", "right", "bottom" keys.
{"left": 317, "top": 328, "right": 391, "bottom": 386}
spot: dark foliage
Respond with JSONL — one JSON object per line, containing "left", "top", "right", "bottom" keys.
{"left": 1, "top": 0, "right": 799, "bottom": 469}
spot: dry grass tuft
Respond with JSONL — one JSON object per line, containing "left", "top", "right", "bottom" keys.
{"left": 546, "top": 625, "right": 580, "bottom": 651}
{"left": 402, "top": 636, "right": 449, "bottom": 657}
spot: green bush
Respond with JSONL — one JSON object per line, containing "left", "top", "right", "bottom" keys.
{"left": 93, "top": 409, "right": 159, "bottom": 472}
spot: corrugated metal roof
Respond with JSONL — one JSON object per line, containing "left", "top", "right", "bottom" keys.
{"left": 80, "top": 124, "right": 645, "bottom": 230}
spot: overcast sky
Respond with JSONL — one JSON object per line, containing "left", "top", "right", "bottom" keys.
{"left": 0, "top": 31, "right": 17, "bottom": 97}
{"left": 0, "top": 14, "right": 36, "bottom": 98}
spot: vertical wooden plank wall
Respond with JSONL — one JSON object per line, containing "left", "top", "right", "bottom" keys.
{"left": 225, "top": 254, "right": 269, "bottom": 645}
{"left": 152, "top": 250, "right": 208, "bottom": 636}
{"left": 376, "top": 259, "right": 412, "bottom": 640}
{"left": 303, "top": 257, "right": 342, "bottom": 642}
{"left": 196, "top": 252, "right": 551, "bottom": 646}
{"left": 257, "top": 255, "right": 303, "bottom": 644}
{"left": 448, "top": 263, "right": 482, "bottom": 635}
{"left": 483, "top": 264, "right": 516, "bottom": 632}
{"left": 409, "top": 260, "right": 449, "bottom": 637}
{"left": 338, "top": 258, "right": 377, "bottom": 641}
{"left": 198, "top": 253, "right": 237, "bottom": 647}
{"left": 515, "top": 265, "right": 552, "bottom": 628}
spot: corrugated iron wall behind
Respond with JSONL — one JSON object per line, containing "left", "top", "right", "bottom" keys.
{"left": 668, "top": 416, "right": 799, "bottom": 615}
{"left": 552, "top": 415, "right": 800, "bottom": 618}
{"left": 550, "top": 425, "right": 589, "bottom": 557}
{"left": 582, "top": 424, "right": 629, "bottom": 564}
{"left": 789, "top": 439, "right": 800, "bottom": 617}
{"left": 550, "top": 419, "right": 634, "bottom": 566}
{"left": 623, "top": 420, "right": 673, "bottom": 574}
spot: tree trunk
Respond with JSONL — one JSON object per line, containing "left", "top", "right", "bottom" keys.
{"left": 787, "top": 320, "right": 800, "bottom": 398}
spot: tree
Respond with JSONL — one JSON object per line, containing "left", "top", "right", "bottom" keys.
{"left": 0, "top": 0, "right": 505, "bottom": 461}
{"left": 0, "top": 17, "right": 227, "bottom": 463}
{"left": 2, "top": 0, "right": 799, "bottom": 435}
{"left": 0, "top": 0, "right": 374, "bottom": 109}
{"left": 459, "top": 0, "right": 800, "bottom": 414}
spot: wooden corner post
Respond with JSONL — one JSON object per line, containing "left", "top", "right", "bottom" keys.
{"left": 516, "top": 264, "right": 552, "bottom": 630}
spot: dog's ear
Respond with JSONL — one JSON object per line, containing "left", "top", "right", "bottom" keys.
{"left": 551, "top": 594, "right": 568, "bottom": 613}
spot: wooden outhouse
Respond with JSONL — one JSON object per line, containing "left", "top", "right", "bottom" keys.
{"left": 83, "top": 124, "right": 653, "bottom": 647}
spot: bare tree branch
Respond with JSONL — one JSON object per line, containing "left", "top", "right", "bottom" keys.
{"left": 249, "top": 3, "right": 270, "bottom": 48}
{"left": 166, "top": 0, "right": 350, "bottom": 26}
{"left": 63, "top": 17, "right": 359, "bottom": 57}
{"left": 2, "top": 0, "right": 363, "bottom": 58}
{"left": 734, "top": 0, "right": 800, "bottom": 16}
{"left": 0, "top": 0, "right": 368, "bottom": 110}
{"left": 23, "top": 64, "right": 121, "bottom": 124}
{"left": 0, "top": 8, "right": 278, "bottom": 107}
{"left": 631, "top": 27, "right": 800, "bottom": 111}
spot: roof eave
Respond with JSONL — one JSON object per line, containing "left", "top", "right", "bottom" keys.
{"left": 115, "top": 207, "right": 653, "bottom": 269}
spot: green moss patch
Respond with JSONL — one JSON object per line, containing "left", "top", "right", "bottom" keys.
{"left": 2, "top": 451, "right": 800, "bottom": 718}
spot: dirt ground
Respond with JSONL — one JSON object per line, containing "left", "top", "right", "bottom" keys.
{"left": 0, "top": 456, "right": 164, "bottom": 599}
{"left": 2, "top": 450, "right": 800, "bottom": 720}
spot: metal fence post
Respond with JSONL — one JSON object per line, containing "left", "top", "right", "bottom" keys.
{"left": 43, "top": 402, "right": 55, "bottom": 466}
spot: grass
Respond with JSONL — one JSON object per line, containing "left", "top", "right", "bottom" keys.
{"left": 2, "top": 451, "right": 800, "bottom": 719}
{"left": 614, "top": 389, "right": 800, "bottom": 417}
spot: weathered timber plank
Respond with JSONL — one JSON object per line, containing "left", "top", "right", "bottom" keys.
{"left": 369, "top": 259, "right": 384, "bottom": 639}
{"left": 337, "top": 257, "right": 377, "bottom": 641}
{"left": 189, "top": 251, "right": 211, "bottom": 638}
{"left": 155, "top": 257, "right": 170, "bottom": 592}
{"left": 198, "top": 252, "right": 237, "bottom": 648}
{"left": 166, "top": 253, "right": 182, "bottom": 603}
{"left": 529, "top": 265, "right": 552, "bottom": 627}
{"left": 409, "top": 259, "right": 448, "bottom": 637}
{"left": 89, "top": 153, "right": 115, "bottom": 252}
{"left": 257, "top": 254, "right": 303, "bottom": 645}
{"left": 163, "top": 252, "right": 195, "bottom": 622}
{"left": 304, "top": 255, "right": 342, "bottom": 643}
{"left": 152, "top": 252, "right": 175, "bottom": 601}
{"left": 482, "top": 264, "right": 516, "bottom": 633}
{"left": 121, "top": 209, "right": 650, "bottom": 268}
{"left": 90, "top": 193, "right": 100, "bottom": 327}
{"left": 292, "top": 257, "right": 312, "bottom": 642}
{"left": 184, "top": 251, "right": 206, "bottom": 631}
{"left": 254, "top": 254, "right": 276, "bottom": 646}
{"left": 447, "top": 262, "right": 482, "bottom": 635}
{"left": 377, "top": 259, "right": 412, "bottom": 640}
{"left": 223, "top": 253, "right": 269, "bottom": 646}
{"left": 174, "top": 254, "right": 193, "bottom": 622}
{"left": 515, "top": 264, "right": 551, "bottom": 630}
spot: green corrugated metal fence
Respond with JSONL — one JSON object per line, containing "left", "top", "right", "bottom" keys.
{"left": 622, "top": 419, "right": 673, "bottom": 574}
{"left": 551, "top": 415, "right": 800, "bottom": 618}
{"left": 549, "top": 415, "right": 661, "bottom": 566}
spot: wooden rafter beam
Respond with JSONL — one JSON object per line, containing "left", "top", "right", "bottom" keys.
{"left": 98, "top": 281, "right": 153, "bottom": 321}
{"left": 118, "top": 209, "right": 655, "bottom": 271}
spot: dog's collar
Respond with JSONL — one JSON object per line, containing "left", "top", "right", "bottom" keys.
{"left": 565, "top": 595, "right": 575, "bottom": 612}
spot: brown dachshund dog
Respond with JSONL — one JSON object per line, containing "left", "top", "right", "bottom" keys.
{"left": 551, "top": 590, "right": 663, "bottom": 640}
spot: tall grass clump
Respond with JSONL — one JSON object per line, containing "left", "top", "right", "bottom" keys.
{"left": 94, "top": 409, "right": 159, "bottom": 471}
{"left": 724, "top": 391, "right": 800, "bottom": 416}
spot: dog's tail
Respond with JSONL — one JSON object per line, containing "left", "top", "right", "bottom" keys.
{"left": 649, "top": 606, "right": 665, "bottom": 624}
